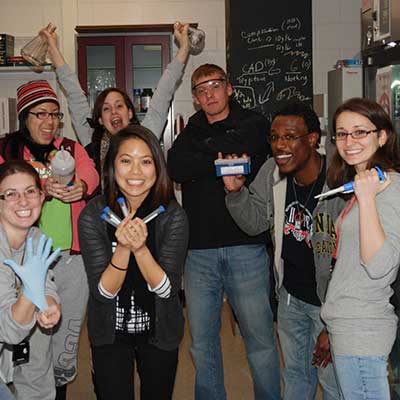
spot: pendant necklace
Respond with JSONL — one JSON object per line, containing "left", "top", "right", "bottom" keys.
{"left": 291, "top": 157, "right": 323, "bottom": 230}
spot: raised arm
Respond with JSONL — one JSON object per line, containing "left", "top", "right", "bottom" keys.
{"left": 42, "top": 28, "right": 93, "bottom": 146}
{"left": 142, "top": 23, "right": 190, "bottom": 139}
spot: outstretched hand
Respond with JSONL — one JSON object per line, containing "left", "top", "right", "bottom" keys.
{"left": 4, "top": 235, "right": 61, "bottom": 311}
{"left": 219, "top": 152, "right": 247, "bottom": 193}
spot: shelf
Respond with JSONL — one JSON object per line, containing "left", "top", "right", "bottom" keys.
{"left": 0, "top": 64, "right": 53, "bottom": 73}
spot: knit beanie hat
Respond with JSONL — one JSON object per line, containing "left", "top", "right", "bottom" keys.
{"left": 16, "top": 80, "right": 59, "bottom": 115}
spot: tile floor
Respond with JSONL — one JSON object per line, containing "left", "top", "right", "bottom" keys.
{"left": 68, "top": 301, "right": 323, "bottom": 399}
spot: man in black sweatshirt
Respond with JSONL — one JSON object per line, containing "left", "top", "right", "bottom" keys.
{"left": 168, "top": 63, "right": 280, "bottom": 400}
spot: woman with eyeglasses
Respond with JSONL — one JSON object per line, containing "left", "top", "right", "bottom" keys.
{"left": 0, "top": 160, "right": 61, "bottom": 400}
{"left": 0, "top": 80, "right": 99, "bottom": 400}
{"left": 321, "top": 97, "right": 400, "bottom": 399}
{"left": 78, "top": 125, "right": 188, "bottom": 399}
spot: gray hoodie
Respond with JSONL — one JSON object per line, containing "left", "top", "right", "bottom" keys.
{"left": 225, "top": 156, "right": 345, "bottom": 303}
{"left": 0, "top": 225, "right": 58, "bottom": 382}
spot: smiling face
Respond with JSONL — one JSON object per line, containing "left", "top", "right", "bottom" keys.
{"left": 335, "top": 111, "right": 387, "bottom": 173}
{"left": 271, "top": 115, "right": 318, "bottom": 177}
{"left": 99, "top": 91, "right": 133, "bottom": 136}
{"left": 114, "top": 138, "right": 157, "bottom": 208}
{"left": 26, "top": 102, "right": 60, "bottom": 145}
{"left": 192, "top": 72, "right": 233, "bottom": 124}
{"left": 0, "top": 172, "right": 44, "bottom": 238}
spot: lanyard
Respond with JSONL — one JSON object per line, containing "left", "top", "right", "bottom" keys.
{"left": 331, "top": 196, "right": 357, "bottom": 268}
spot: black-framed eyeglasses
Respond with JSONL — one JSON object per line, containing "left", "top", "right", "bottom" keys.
{"left": 332, "top": 129, "right": 378, "bottom": 141}
{"left": 0, "top": 187, "right": 42, "bottom": 202}
{"left": 267, "top": 131, "right": 315, "bottom": 144}
{"left": 192, "top": 78, "right": 227, "bottom": 96}
{"left": 28, "top": 111, "right": 64, "bottom": 121}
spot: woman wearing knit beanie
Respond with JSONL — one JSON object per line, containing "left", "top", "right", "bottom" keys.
{"left": 0, "top": 79, "right": 99, "bottom": 400}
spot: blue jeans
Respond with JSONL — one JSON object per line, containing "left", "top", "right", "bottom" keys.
{"left": 185, "top": 244, "right": 280, "bottom": 400}
{"left": 332, "top": 354, "right": 390, "bottom": 400}
{"left": 0, "top": 380, "right": 15, "bottom": 400}
{"left": 278, "top": 287, "right": 339, "bottom": 400}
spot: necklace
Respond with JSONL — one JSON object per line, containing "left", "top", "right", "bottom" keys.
{"left": 291, "top": 156, "right": 323, "bottom": 229}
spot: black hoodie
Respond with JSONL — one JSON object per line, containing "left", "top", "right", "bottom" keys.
{"left": 168, "top": 100, "right": 271, "bottom": 249}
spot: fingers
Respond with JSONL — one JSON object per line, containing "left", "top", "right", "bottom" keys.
{"left": 43, "top": 237, "right": 53, "bottom": 260}
{"left": 37, "top": 307, "right": 60, "bottom": 329}
{"left": 46, "top": 247, "right": 61, "bottom": 268}
{"left": 36, "top": 234, "right": 46, "bottom": 258}
{"left": 3, "top": 259, "right": 20, "bottom": 273}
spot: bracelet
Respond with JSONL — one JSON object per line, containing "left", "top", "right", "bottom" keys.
{"left": 110, "top": 261, "right": 128, "bottom": 271}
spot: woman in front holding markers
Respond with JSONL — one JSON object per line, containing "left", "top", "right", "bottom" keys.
{"left": 321, "top": 97, "right": 400, "bottom": 399}
{"left": 78, "top": 125, "right": 188, "bottom": 400}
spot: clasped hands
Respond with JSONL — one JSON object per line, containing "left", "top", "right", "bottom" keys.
{"left": 4, "top": 235, "right": 61, "bottom": 328}
{"left": 45, "top": 177, "right": 87, "bottom": 203}
{"left": 115, "top": 213, "right": 148, "bottom": 254}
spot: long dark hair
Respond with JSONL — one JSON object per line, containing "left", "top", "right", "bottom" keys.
{"left": 327, "top": 97, "right": 400, "bottom": 188}
{"left": 103, "top": 125, "right": 174, "bottom": 214}
{"left": 90, "top": 88, "right": 139, "bottom": 146}
{"left": 0, "top": 160, "right": 41, "bottom": 189}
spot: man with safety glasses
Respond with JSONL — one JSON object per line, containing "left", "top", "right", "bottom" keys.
{"left": 168, "top": 64, "right": 280, "bottom": 400}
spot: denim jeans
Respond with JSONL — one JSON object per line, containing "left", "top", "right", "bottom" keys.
{"left": 332, "top": 354, "right": 390, "bottom": 400}
{"left": 0, "top": 380, "right": 14, "bottom": 400}
{"left": 185, "top": 244, "right": 280, "bottom": 400}
{"left": 278, "top": 287, "right": 339, "bottom": 400}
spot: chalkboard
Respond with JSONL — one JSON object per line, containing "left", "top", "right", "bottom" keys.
{"left": 226, "top": 0, "right": 313, "bottom": 121}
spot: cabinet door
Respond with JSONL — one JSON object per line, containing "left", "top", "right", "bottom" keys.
{"left": 124, "top": 35, "right": 170, "bottom": 121}
{"left": 77, "top": 36, "right": 125, "bottom": 110}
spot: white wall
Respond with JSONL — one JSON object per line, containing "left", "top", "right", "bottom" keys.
{"left": 313, "top": 0, "right": 362, "bottom": 95}
{"left": 0, "top": 0, "right": 361, "bottom": 137}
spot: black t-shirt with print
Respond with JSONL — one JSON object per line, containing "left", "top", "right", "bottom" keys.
{"left": 282, "top": 162, "right": 326, "bottom": 306}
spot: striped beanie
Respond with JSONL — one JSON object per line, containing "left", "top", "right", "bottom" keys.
{"left": 16, "top": 80, "right": 59, "bottom": 115}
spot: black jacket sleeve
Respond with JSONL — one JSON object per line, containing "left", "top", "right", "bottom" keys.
{"left": 78, "top": 196, "right": 114, "bottom": 304}
{"left": 156, "top": 203, "right": 189, "bottom": 298}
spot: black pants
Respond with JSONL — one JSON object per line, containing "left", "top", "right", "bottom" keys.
{"left": 91, "top": 339, "right": 178, "bottom": 400}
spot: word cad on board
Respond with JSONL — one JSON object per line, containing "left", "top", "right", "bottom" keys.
{"left": 226, "top": 0, "right": 313, "bottom": 121}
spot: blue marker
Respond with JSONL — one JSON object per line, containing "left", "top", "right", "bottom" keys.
{"left": 315, "top": 166, "right": 386, "bottom": 200}
{"left": 117, "top": 197, "right": 129, "bottom": 217}
{"left": 143, "top": 205, "right": 166, "bottom": 224}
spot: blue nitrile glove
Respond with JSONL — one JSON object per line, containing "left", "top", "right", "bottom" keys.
{"left": 4, "top": 235, "right": 61, "bottom": 312}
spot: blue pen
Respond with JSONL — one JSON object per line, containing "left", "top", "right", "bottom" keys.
{"left": 315, "top": 166, "right": 386, "bottom": 200}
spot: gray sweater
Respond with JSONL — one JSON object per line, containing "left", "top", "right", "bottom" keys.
{"left": 321, "top": 172, "right": 400, "bottom": 357}
{"left": 55, "top": 59, "right": 186, "bottom": 146}
{"left": 0, "top": 225, "right": 58, "bottom": 382}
